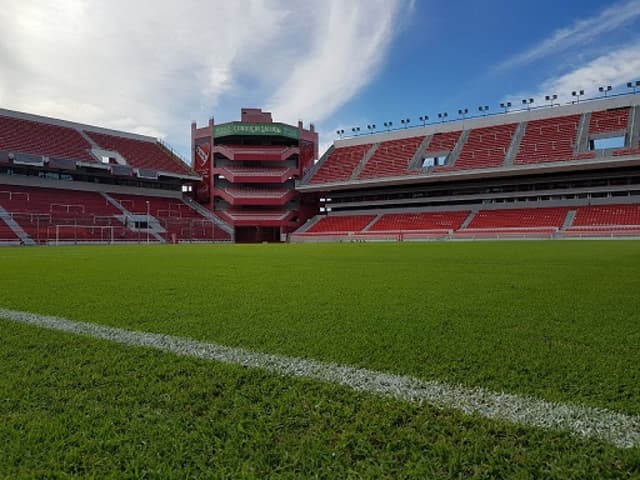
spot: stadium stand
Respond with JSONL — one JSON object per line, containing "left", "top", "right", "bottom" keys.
{"left": 369, "top": 210, "right": 470, "bottom": 232}
{"left": 514, "top": 115, "right": 581, "bottom": 165}
{"left": 0, "top": 114, "right": 94, "bottom": 162}
{"left": 589, "top": 108, "right": 629, "bottom": 134}
{"left": 440, "top": 124, "right": 517, "bottom": 171}
{"left": 86, "top": 131, "right": 193, "bottom": 175}
{"left": 306, "top": 214, "right": 376, "bottom": 234}
{"left": 563, "top": 204, "right": 640, "bottom": 237}
{"left": 358, "top": 136, "right": 424, "bottom": 179}
{"left": 0, "top": 217, "right": 18, "bottom": 241}
{"left": 310, "top": 144, "right": 371, "bottom": 183}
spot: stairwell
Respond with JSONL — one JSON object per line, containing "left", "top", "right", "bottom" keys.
{"left": 294, "top": 215, "right": 323, "bottom": 234}
{"left": 362, "top": 213, "right": 383, "bottom": 232}
{"left": 408, "top": 135, "right": 433, "bottom": 170}
{"left": 181, "top": 196, "right": 234, "bottom": 240}
{"left": 300, "top": 146, "right": 335, "bottom": 184}
{"left": 561, "top": 209, "right": 577, "bottom": 230}
{"left": 446, "top": 130, "right": 470, "bottom": 167}
{"left": 0, "top": 206, "right": 35, "bottom": 245}
{"left": 101, "top": 192, "right": 166, "bottom": 243}
{"left": 503, "top": 122, "right": 527, "bottom": 167}
{"left": 628, "top": 105, "right": 640, "bottom": 147}
{"left": 350, "top": 143, "right": 380, "bottom": 180}
{"left": 459, "top": 209, "right": 478, "bottom": 230}
{"left": 574, "top": 112, "right": 591, "bottom": 155}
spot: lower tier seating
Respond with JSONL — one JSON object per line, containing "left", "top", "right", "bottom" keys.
{"left": 369, "top": 211, "right": 470, "bottom": 232}
{"left": 0, "top": 185, "right": 230, "bottom": 243}
{"left": 0, "top": 218, "right": 18, "bottom": 241}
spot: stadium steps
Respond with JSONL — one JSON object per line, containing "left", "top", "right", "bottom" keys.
{"left": 629, "top": 106, "right": 640, "bottom": 148}
{"left": 181, "top": 196, "right": 234, "bottom": 237}
{"left": 574, "top": 113, "right": 591, "bottom": 155}
{"left": 408, "top": 135, "right": 433, "bottom": 170}
{"left": 459, "top": 209, "right": 478, "bottom": 230}
{"left": 76, "top": 128, "right": 100, "bottom": 149}
{"left": 446, "top": 129, "right": 470, "bottom": 167}
{"left": 561, "top": 209, "right": 577, "bottom": 230}
{"left": 0, "top": 206, "right": 35, "bottom": 245}
{"left": 350, "top": 143, "right": 380, "bottom": 180}
{"left": 300, "top": 145, "right": 334, "bottom": 185}
{"left": 101, "top": 192, "right": 166, "bottom": 243}
{"left": 294, "top": 215, "right": 323, "bottom": 234}
{"left": 361, "top": 213, "right": 383, "bottom": 232}
{"left": 503, "top": 122, "right": 527, "bottom": 167}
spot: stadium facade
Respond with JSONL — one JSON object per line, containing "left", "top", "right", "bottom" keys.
{"left": 191, "top": 108, "right": 318, "bottom": 242}
{"left": 0, "top": 93, "right": 639, "bottom": 245}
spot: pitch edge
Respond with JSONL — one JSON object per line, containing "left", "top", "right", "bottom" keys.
{"left": 1, "top": 307, "right": 638, "bottom": 449}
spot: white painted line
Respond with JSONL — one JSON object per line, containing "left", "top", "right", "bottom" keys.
{"left": 1, "top": 307, "right": 639, "bottom": 448}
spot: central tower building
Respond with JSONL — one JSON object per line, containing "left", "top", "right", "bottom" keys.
{"left": 191, "top": 108, "right": 318, "bottom": 242}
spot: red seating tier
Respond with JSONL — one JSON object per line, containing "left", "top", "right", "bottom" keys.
{"left": 589, "top": 108, "right": 629, "bottom": 135}
{"left": 467, "top": 207, "right": 569, "bottom": 228}
{"left": 307, "top": 215, "right": 376, "bottom": 233}
{"left": 447, "top": 124, "right": 517, "bottom": 170}
{"left": 572, "top": 204, "right": 640, "bottom": 226}
{"left": 87, "top": 131, "right": 192, "bottom": 175}
{"left": 370, "top": 211, "right": 470, "bottom": 231}
{"left": 0, "top": 115, "right": 94, "bottom": 161}
{"left": 310, "top": 144, "right": 371, "bottom": 184}
{"left": 515, "top": 115, "right": 581, "bottom": 165}
{"left": 358, "top": 136, "right": 424, "bottom": 179}
{"left": 0, "top": 218, "right": 18, "bottom": 240}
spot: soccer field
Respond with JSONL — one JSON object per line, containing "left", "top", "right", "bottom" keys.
{"left": 1, "top": 242, "right": 639, "bottom": 478}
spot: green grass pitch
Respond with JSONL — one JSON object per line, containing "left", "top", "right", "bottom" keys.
{"left": 0, "top": 241, "right": 639, "bottom": 478}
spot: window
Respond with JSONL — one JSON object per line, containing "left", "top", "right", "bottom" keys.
{"left": 421, "top": 155, "right": 446, "bottom": 168}
{"left": 590, "top": 135, "right": 625, "bottom": 150}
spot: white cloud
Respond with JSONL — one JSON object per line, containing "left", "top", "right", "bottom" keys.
{"left": 0, "top": 0, "right": 406, "bottom": 156}
{"left": 506, "top": 42, "right": 640, "bottom": 105}
{"left": 265, "top": 0, "right": 404, "bottom": 125}
{"left": 495, "top": 0, "right": 640, "bottom": 72}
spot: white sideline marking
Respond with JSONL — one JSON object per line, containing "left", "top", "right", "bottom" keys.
{"left": 1, "top": 307, "right": 639, "bottom": 449}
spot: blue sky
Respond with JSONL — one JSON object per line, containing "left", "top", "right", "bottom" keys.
{"left": 1, "top": 0, "right": 640, "bottom": 159}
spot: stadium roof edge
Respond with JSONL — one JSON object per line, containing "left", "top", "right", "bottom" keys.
{"left": 333, "top": 94, "right": 640, "bottom": 149}
{"left": 0, "top": 107, "right": 157, "bottom": 143}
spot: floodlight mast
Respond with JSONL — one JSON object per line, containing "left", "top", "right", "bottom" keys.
{"left": 571, "top": 89, "right": 584, "bottom": 104}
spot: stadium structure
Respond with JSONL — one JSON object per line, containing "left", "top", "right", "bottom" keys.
{"left": 0, "top": 92, "right": 640, "bottom": 245}
{"left": 191, "top": 108, "right": 318, "bottom": 242}
{"left": 295, "top": 93, "right": 640, "bottom": 241}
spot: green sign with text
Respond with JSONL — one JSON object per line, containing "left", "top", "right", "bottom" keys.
{"left": 214, "top": 122, "right": 299, "bottom": 140}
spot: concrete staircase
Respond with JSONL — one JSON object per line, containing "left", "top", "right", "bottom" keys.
{"left": 362, "top": 213, "right": 383, "bottom": 232}
{"left": 350, "top": 143, "right": 380, "bottom": 180}
{"left": 300, "top": 146, "right": 335, "bottom": 185}
{"left": 101, "top": 193, "right": 165, "bottom": 242}
{"left": 446, "top": 130, "right": 470, "bottom": 167}
{"left": 0, "top": 206, "right": 35, "bottom": 245}
{"left": 181, "top": 196, "right": 234, "bottom": 239}
{"left": 503, "top": 122, "right": 527, "bottom": 167}
{"left": 459, "top": 209, "right": 478, "bottom": 230}
{"left": 408, "top": 135, "right": 433, "bottom": 170}
{"left": 574, "top": 113, "right": 591, "bottom": 154}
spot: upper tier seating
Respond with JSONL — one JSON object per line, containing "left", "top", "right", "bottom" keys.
{"left": 467, "top": 207, "right": 569, "bottom": 229}
{"left": 589, "top": 108, "right": 629, "bottom": 134}
{"left": 306, "top": 214, "right": 376, "bottom": 233}
{"left": 358, "top": 136, "right": 424, "bottom": 179}
{"left": 443, "top": 124, "right": 517, "bottom": 171}
{"left": 310, "top": 144, "right": 371, "bottom": 184}
{"left": 369, "top": 211, "right": 470, "bottom": 231}
{"left": 86, "top": 131, "right": 192, "bottom": 175}
{"left": 514, "top": 116, "right": 581, "bottom": 165}
{"left": 0, "top": 115, "right": 94, "bottom": 161}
